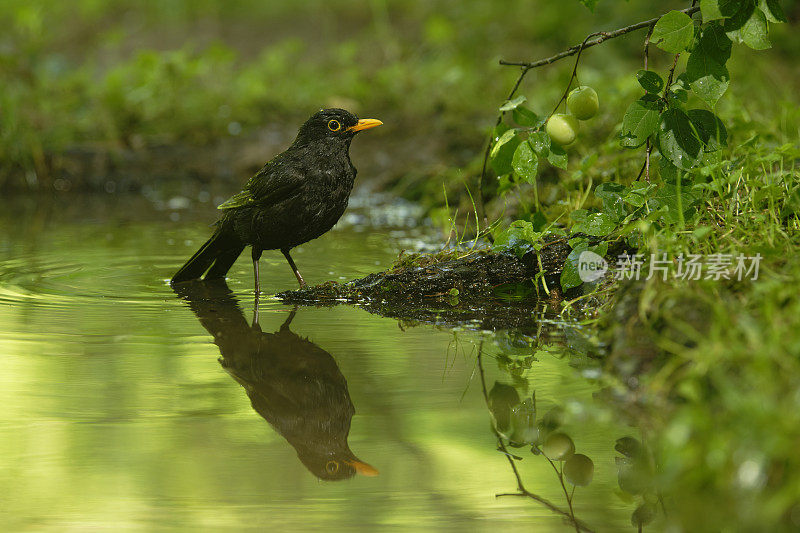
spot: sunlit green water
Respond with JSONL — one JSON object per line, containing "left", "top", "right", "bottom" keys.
{"left": 0, "top": 194, "right": 637, "bottom": 531}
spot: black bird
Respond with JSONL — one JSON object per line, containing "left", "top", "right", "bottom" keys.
{"left": 174, "top": 280, "right": 378, "bottom": 481}
{"left": 171, "top": 109, "right": 382, "bottom": 292}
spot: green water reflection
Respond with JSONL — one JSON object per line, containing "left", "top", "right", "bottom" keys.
{"left": 0, "top": 194, "right": 638, "bottom": 531}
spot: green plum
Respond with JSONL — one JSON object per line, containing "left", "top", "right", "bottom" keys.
{"left": 567, "top": 85, "right": 599, "bottom": 120}
{"left": 542, "top": 432, "right": 575, "bottom": 460}
{"left": 545, "top": 114, "right": 579, "bottom": 146}
{"left": 564, "top": 453, "right": 594, "bottom": 486}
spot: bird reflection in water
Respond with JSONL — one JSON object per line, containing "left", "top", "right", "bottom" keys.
{"left": 175, "top": 280, "right": 378, "bottom": 481}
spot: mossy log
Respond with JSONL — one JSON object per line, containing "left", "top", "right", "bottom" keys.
{"left": 278, "top": 234, "right": 629, "bottom": 327}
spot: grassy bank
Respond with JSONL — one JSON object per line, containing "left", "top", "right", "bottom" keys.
{"left": 479, "top": 3, "right": 800, "bottom": 529}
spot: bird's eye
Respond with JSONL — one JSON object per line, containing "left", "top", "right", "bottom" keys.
{"left": 325, "top": 460, "right": 339, "bottom": 474}
{"left": 327, "top": 119, "right": 341, "bottom": 132}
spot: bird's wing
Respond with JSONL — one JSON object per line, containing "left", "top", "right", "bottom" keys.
{"left": 217, "top": 160, "right": 304, "bottom": 211}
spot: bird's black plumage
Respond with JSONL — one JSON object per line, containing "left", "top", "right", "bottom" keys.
{"left": 171, "top": 109, "right": 382, "bottom": 291}
{"left": 174, "top": 279, "right": 377, "bottom": 481}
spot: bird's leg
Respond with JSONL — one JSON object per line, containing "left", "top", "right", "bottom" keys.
{"left": 252, "top": 247, "right": 263, "bottom": 294}
{"left": 252, "top": 290, "right": 261, "bottom": 327}
{"left": 281, "top": 248, "right": 307, "bottom": 288}
{"left": 279, "top": 306, "right": 298, "bottom": 331}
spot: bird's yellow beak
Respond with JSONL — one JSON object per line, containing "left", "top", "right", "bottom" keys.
{"left": 345, "top": 459, "right": 379, "bottom": 476}
{"left": 347, "top": 118, "right": 383, "bottom": 133}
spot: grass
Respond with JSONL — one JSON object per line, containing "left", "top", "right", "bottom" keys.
{"left": 594, "top": 140, "right": 800, "bottom": 530}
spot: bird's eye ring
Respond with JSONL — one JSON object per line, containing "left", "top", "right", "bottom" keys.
{"left": 325, "top": 460, "right": 339, "bottom": 474}
{"left": 327, "top": 119, "right": 341, "bottom": 132}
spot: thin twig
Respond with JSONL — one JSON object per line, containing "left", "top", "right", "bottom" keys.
{"left": 498, "top": 6, "right": 699, "bottom": 69}
{"left": 542, "top": 451, "right": 580, "bottom": 533}
{"left": 642, "top": 16, "right": 656, "bottom": 184}
{"left": 663, "top": 52, "right": 682, "bottom": 103}
{"left": 643, "top": 22, "right": 655, "bottom": 71}
{"left": 550, "top": 31, "right": 604, "bottom": 117}
{"left": 475, "top": 343, "right": 595, "bottom": 533}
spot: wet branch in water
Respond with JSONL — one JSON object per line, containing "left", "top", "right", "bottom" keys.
{"left": 476, "top": 342, "right": 595, "bottom": 533}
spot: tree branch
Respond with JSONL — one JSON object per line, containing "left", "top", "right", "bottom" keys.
{"left": 498, "top": 6, "right": 699, "bottom": 69}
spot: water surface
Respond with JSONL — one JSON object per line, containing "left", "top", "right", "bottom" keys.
{"left": 0, "top": 193, "right": 638, "bottom": 531}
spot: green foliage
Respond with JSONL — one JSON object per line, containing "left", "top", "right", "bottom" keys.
{"left": 635, "top": 70, "right": 664, "bottom": 93}
{"left": 621, "top": 96, "right": 661, "bottom": 147}
{"left": 658, "top": 108, "right": 705, "bottom": 169}
{"left": 569, "top": 210, "right": 617, "bottom": 236}
{"left": 686, "top": 25, "right": 731, "bottom": 106}
{"left": 512, "top": 105, "right": 542, "bottom": 127}
{"left": 492, "top": 220, "right": 544, "bottom": 258}
{"left": 614, "top": 2, "right": 784, "bottom": 184}
{"left": 651, "top": 10, "right": 695, "bottom": 54}
{"left": 512, "top": 141, "right": 539, "bottom": 185}
{"left": 560, "top": 239, "right": 608, "bottom": 290}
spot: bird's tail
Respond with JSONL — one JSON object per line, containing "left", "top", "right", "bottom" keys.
{"left": 171, "top": 226, "right": 245, "bottom": 284}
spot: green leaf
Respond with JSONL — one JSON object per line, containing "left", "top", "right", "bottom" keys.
{"left": 734, "top": 8, "right": 772, "bottom": 49}
{"left": 595, "top": 183, "right": 626, "bottom": 222}
{"left": 500, "top": 95, "right": 527, "bottom": 112}
{"left": 668, "top": 77, "right": 690, "bottom": 103}
{"left": 561, "top": 242, "right": 608, "bottom": 290}
{"left": 696, "top": 22, "right": 732, "bottom": 64}
{"left": 653, "top": 183, "right": 700, "bottom": 223}
{"left": 759, "top": 0, "right": 787, "bottom": 23}
{"left": 685, "top": 28, "right": 730, "bottom": 106}
{"left": 571, "top": 211, "right": 617, "bottom": 237}
{"left": 493, "top": 220, "right": 543, "bottom": 258}
{"left": 621, "top": 97, "right": 661, "bottom": 148}
{"left": 724, "top": 2, "right": 771, "bottom": 49}
{"left": 651, "top": 10, "right": 695, "bottom": 53}
{"left": 636, "top": 70, "right": 664, "bottom": 93}
{"left": 560, "top": 242, "right": 588, "bottom": 290}
{"left": 512, "top": 141, "right": 539, "bottom": 184}
{"left": 701, "top": 0, "right": 747, "bottom": 21}
{"left": 685, "top": 54, "right": 729, "bottom": 107}
{"left": 528, "top": 131, "right": 551, "bottom": 155}
{"left": 491, "top": 128, "right": 516, "bottom": 157}
{"left": 659, "top": 156, "right": 680, "bottom": 181}
{"left": 490, "top": 127, "right": 521, "bottom": 176}
{"left": 527, "top": 131, "right": 567, "bottom": 170}
{"left": 623, "top": 182, "right": 657, "bottom": 207}
{"left": 722, "top": 1, "right": 756, "bottom": 30}
{"left": 658, "top": 108, "right": 703, "bottom": 169}
{"left": 547, "top": 142, "right": 568, "bottom": 170}
{"left": 688, "top": 109, "right": 728, "bottom": 151}
{"left": 512, "top": 105, "right": 541, "bottom": 127}
{"left": 579, "top": 0, "right": 599, "bottom": 11}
